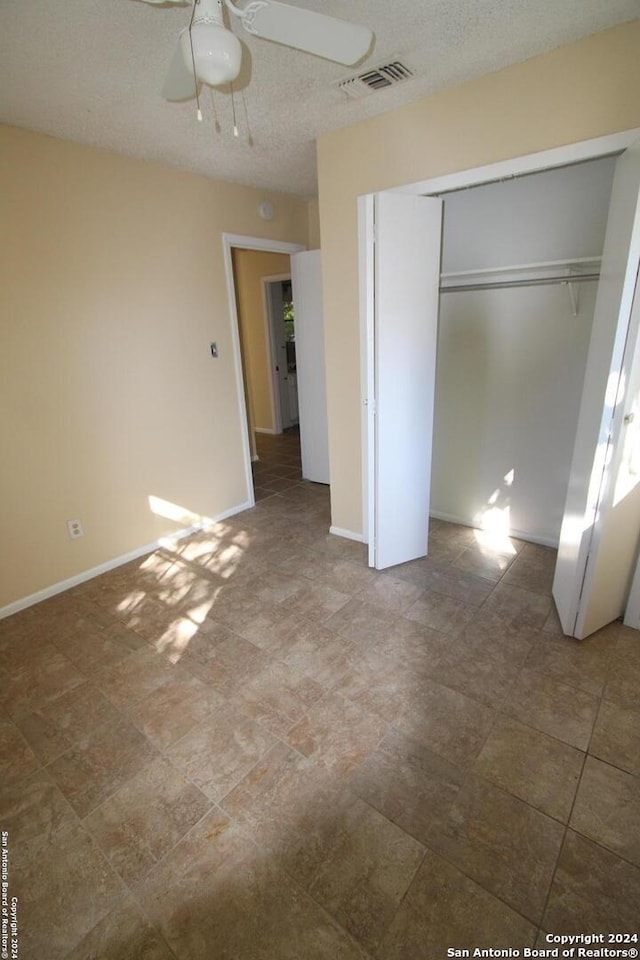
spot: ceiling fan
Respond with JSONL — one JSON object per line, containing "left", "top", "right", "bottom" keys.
{"left": 138, "top": 0, "right": 375, "bottom": 101}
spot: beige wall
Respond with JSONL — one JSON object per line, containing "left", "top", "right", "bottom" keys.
{"left": 0, "top": 125, "right": 309, "bottom": 609}
{"left": 307, "top": 198, "right": 321, "bottom": 249}
{"left": 317, "top": 20, "right": 640, "bottom": 536}
{"left": 232, "top": 249, "right": 291, "bottom": 434}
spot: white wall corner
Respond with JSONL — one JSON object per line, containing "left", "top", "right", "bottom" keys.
{"left": 329, "top": 525, "right": 365, "bottom": 543}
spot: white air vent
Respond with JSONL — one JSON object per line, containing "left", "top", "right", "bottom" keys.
{"left": 336, "top": 61, "right": 414, "bottom": 99}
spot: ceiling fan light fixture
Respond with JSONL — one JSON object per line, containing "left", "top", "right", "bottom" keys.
{"left": 181, "top": 21, "right": 242, "bottom": 86}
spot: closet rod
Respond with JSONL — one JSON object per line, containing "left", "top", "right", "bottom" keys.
{"left": 440, "top": 273, "right": 600, "bottom": 294}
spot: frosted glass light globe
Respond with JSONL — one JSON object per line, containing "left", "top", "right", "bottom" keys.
{"left": 181, "top": 23, "right": 242, "bottom": 86}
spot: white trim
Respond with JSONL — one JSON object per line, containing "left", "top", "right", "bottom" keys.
{"left": 0, "top": 500, "right": 253, "bottom": 621}
{"left": 429, "top": 510, "right": 559, "bottom": 549}
{"left": 329, "top": 525, "right": 364, "bottom": 543}
{"left": 222, "top": 234, "right": 306, "bottom": 510}
{"left": 358, "top": 194, "right": 375, "bottom": 554}
{"left": 254, "top": 427, "right": 277, "bottom": 435}
{"left": 391, "top": 129, "right": 640, "bottom": 198}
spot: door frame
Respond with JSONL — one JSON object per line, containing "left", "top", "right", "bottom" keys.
{"left": 222, "top": 235, "right": 306, "bottom": 507}
{"left": 261, "top": 272, "right": 293, "bottom": 435}
{"left": 359, "top": 128, "right": 640, "bottom": 546}
{"left": 625, "top": 539, "right": 640, "bottom": 628}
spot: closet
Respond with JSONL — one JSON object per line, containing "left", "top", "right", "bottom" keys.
{"left": 431, "top": 157, "right": 616, "bottom": 547}
{"left": 362, "top": 136, "right": 640, "bottom": 638}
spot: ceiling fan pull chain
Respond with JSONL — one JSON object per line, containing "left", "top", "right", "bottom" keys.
{"left": 230, "top": 81, "right": 239, "bottom": 137}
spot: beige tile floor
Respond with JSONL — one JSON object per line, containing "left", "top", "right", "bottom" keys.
{"left": 1, "top": 430, "right": 639, "bottom": 959}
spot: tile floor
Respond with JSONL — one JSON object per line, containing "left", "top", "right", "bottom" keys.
{"left": 1, "top": 430, "right": 639, "bottom": 959}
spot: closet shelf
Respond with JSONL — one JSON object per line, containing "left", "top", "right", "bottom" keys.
{"left": 440, "top": 256, "right": 602, "bottom": 281}
{"left": 439, "top": 257, "right": 601, "bottom": 314}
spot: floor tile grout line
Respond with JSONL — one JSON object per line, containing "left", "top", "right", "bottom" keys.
{"left": 42, "top": 725, "right": 163, "bottom": 820}
{"left": 18, "top": 656, "right": 625, "bottom": 885}
{"left": 5, "top": 452, "right": 638, "bottom": 957}
{"left": 8, "top": 600, "right": 596, "bottom": 812}
{"left": 409, "top": 835, "right": 544, "bottom": 935}
{"left": 368, "top": 840, "right": 430, "bottom": 952}
{"left": 539, "top": 638, "right": 640, "bottom": 902}
{"left": 24, "top": 764, "right": 175, "bottom": 960}
{"left": 562, "top": 824, "right": 640, "bottom": 872}
{"left": 493, "top": 699, "right": 594, "bottom": 755}
{"left": 216, "top": 786, "right": 382, "bottom": 959}
{"left": 537, "top": 744, "right": 591, "bottom": 930}
{"left": 75, "top": 795, "right": 208, "bottom": 960}
{"left": 580, "top": 659, "right": 640, "bottom": 789}
{"left": 360, "top": 709, "right": 579, "bottom": 835}
{"left": 582, "top": 747, "right": 640, "bottom": 781}
{"left": 459, "top": 730, "right": 581, "bottom": 830}
{"left": 518, "top": 650, "right": 610, "bottom": 702}
{"left": 7, "top": 696, "right": 588, "bottom": 939}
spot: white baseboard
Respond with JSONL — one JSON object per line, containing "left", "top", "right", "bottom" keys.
{"left": 0, "top": 500, "right": 253, "bottom": 621}
{"left": 254, "top": 427, "right": 277, "bottom": 435}
{"left": 329, "top": 525, "right": 364, "bottom": 543}
{"left": 251, "top": 455, "right": 259, "bottom": 462}
{"left": 429, "top": 509, "right": 559, "bottom": 549}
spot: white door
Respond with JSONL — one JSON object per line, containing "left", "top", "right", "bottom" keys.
{"left": 267, "top": 279, "right": 296, "bottom": 431}
{"left": 291, "top": 250, "right": 330, "bottom": 484}
{"left": 553, "top": 139, "right": 640, "bottom": 638}
{"left": 368, "top": 192, "right": 443, "bottom": 570}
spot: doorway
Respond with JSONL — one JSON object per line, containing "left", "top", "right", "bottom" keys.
{"left": 251, "top": 428, "right": 303, "bottom": 503}
{"left": 231, "top": 249, "right": 294, "bottom": 455}
{"left": 264, "top": 275, "right": 299, "bottom": 433}
{"left": 223, "top": 234, "right": 305, "bottom": 507}
{"left": 223, "top": 234, "right": 331, "bottom": 507}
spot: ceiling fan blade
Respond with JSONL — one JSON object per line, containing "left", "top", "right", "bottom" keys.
{"left": 162, "top": 34, "right": 198, "bottom": 100}
{"left": 240, "top": 1, "right": 373, "bottom": 66}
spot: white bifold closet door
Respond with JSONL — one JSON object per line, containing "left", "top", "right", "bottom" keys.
{"left": 553, "top": 137, "right": 640, "bottom": 638}
{"left": 368, "top": 192, "right": 443, "bottom": 570}
{"left": 290, "top": 250, "right": 330, "bottom": 485}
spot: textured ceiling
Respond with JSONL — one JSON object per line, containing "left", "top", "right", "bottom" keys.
{"left": 1, "top": 0, "right": 638, "bottom": 196}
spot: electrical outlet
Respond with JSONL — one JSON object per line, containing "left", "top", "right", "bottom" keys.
{"left": 66, "top": 519, "right": 84, "bottom": 540}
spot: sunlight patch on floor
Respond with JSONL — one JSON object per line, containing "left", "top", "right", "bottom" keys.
{"left": 473, "top": 470, "right": 517, "bottom": 557}
{"left": 153, "top": 616, "right": 200, "bottom": 663}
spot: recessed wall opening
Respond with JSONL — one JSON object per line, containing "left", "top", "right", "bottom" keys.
{"left": 430, "top": 155, "right": 616, "bottom": 549}
{"left": 223, "top": 234, "right": 330, "bottom": 511}
{"left": 231, "top": 250, "right": 295, "bottom": 451}
{"left": 360, "top": 130, "right": 640, "bottom": 638}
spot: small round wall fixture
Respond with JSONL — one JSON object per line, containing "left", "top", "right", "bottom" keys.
{"left": 259, "top": 201, "right": 275, "bottom": 221}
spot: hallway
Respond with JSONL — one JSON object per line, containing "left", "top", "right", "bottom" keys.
{"left": 252, "top": 428, "right": 306, "bottom": 502}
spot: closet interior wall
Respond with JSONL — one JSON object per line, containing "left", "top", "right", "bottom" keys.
{"left": 431, "top": 156, "right": 617, "bottom": 547}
